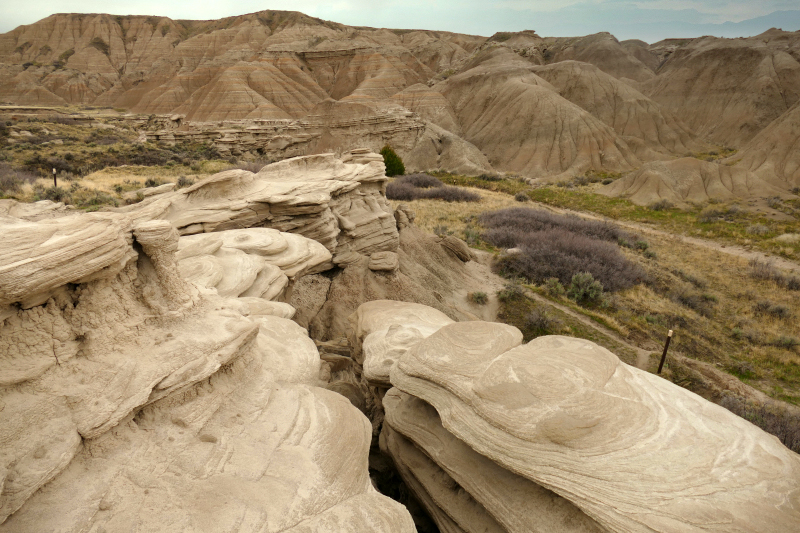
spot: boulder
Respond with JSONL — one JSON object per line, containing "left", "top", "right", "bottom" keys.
{"left": 382, "top": 389, "right": 604, "bottom": 533}
{"left": 390, "top": 325, "right": 800, "bottom": 533}
{"left": 438, "top": 235, "right": 473, "bottom": 262}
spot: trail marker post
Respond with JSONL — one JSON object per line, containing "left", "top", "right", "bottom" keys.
{"left": 657, "top": 330, "right": 673, "bottom": 374}
{"left": 52, "top": 167, "right": 57, "bottom": 188}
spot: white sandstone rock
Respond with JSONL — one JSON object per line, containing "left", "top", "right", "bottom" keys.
{"left": 391, "top": 326, "right": 800, "bottom": 533}
{"left": 382, "top": 388, "right": 605, "bottom": 533}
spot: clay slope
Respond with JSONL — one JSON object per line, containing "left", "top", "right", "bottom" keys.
{"left": 620, "top": 39, "right": 660, "bottom": 72}
{"left": 542, "top": 32, "right": 656, "bottom": 83}
{"left": 599, "top": 158, "right": 789, "bottom": 206}
{"left": 531, "top": 60, "right": 701, "bottom": 159}
{"left": 298, "top": 98, "right": 494, "bottom": 176}
{"left": 0, "top": 12, "right": 483, "bottom": 120}
{"left": 733, "top": 101, "right": 800, "bottom": 190}
{"left": 438, "top": 49, "right": 639, "bottom": 180}
{"left": 642, "top": 30, "right": 800, "bottom": 147}
{"left": 391, "top": 83, "right": 461, "bottom": 134}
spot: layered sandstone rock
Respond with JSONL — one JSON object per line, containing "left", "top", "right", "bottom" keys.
{"left": 381, "top": 425, "right": 506, "bottom": 533}
{"left": 0, "top": 156, "right": 417, "bottom": 531}
{"left": 115, "top": 151, "right": 399, "bottom": 264}
{"left": 176, "top": 228, "right": 332, "bottom": 302}
{"left": 308, "top": 223, "right": 501, "bottom": 342}
{"left": 388, "top": 323, "right": 800, "bottom": 532}
{"left": 599, "top": 158, "right": 790, "bottom": 206}
{"left": 348, "top": 300, "right": 454, "bottom": 385}
{"left": 382, "top": 389, "right": 605, "bottom": 533}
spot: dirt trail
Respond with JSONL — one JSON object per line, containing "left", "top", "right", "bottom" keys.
{"left": 530, "top": 201, "right": 800, "bottom": 273}
{"left": 523, "top": 289, "right": 653, "bottom": 370}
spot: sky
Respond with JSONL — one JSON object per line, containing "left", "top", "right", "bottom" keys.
{"left": 2, "top": 1, "right": 799, "bottom": 43}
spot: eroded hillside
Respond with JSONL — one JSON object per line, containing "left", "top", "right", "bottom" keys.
{"left": 2, "top": 12, "right": 800, "bottom": 192}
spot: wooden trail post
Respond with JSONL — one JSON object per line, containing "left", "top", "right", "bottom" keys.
{"left": 52, "top": 168, "right": 57, "bottom": 188}
{"left": 657, "top": 329, "right": 673, "bottom": 374}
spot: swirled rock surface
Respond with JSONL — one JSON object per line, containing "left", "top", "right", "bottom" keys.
{"left": 381, "top": 424, "right": 505, "bottom": 533}
{"left": 176, "top": 228, "right": 332, "bottom": 301}
{"left": 382, "top": 389, "right": 604, "bottom": 533}
{"left": 0, "top": 189, "right": 414, "bottom": 530}
{"left": 390, "top": 324, "right": 800, "bottom": 533}
{"left": 348, "top": 300, "right": 454, "bottom": 385}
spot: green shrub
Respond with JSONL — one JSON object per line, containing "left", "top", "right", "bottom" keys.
{"left": 543, "top": 277, "right": 565, "bottom": 298}
{"left": 89, "top": 37, "right": 110, "bottom": 56}
{"left": 43, "top": 186, "right": 70, "bottom": 202}
{"left": 514, "top": 192, "right": 529, "bottom": 202}
{"left": 649, "top": 199, "right": 673, "bottom": 211}
{"left": 468, "top": 292, "right": 488, "bottom": 305}
{"left": 497, "top": 283, "right": 525, "bottom": 303}
{"left": 380, "top": 145, "right": 405, "bottom": 177}
{"left": 567, "top": 272, "right": 603, "bottom": 303}
{"left": 524, "top": 307, "right": 562, "bottom": 335}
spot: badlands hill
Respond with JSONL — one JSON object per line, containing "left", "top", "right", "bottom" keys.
{"left": 2, "top": 11, "right": 800, "bottom": 200}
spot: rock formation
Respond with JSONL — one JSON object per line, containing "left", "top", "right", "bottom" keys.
{"left": 175, "top": 228, "right": 333, "bottom": 301}
{"left": 349, "top": 309, "right": 800, "bottom": 533}
{"left": 382, "top": 389, "right": 605, "bottom": 533}
{"left": 0, "top": 152, "right": 437, "bottom": 531}
{"left": 598, "top": 157, "right": 791, "bottom": 206}
{"left": 115, "top": 150, "right": 399, "bottom": 264}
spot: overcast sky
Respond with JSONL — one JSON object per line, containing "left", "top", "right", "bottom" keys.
{"left": 2, "top": 1, "right": 799, "bottom": 43}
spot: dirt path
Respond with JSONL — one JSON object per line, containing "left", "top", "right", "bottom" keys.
{"left": 522, "top": 288, "right": 653, "bottom": 370}
{"left": 529, "top": 201, "right": 800, "bottom": 273}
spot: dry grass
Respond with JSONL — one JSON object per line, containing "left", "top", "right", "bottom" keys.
{"left": 389, "top": 188, "right": 519, "bottom": 238}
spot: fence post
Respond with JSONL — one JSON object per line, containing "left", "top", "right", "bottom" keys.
{"left": 657, "top": 330, "right": 673, "bottom": 374}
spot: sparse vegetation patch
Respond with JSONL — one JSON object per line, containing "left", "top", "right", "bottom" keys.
{"left": 387, "top": 173, "right": 481, "bottom": 202}
{"left": 479, "top": 207, "right": 647, "bottom": 296}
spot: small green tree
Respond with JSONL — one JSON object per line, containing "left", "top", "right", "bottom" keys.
{"left": 380, "top": 145, "right": 405, "bottom": 177}
{"left": 567, "top": 272, "right": 603, "bottom": 304}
